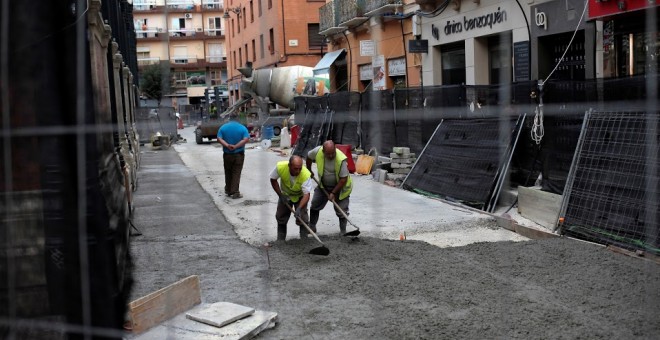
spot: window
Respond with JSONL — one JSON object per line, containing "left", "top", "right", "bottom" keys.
{"left": 250, "top": 1, "right": 254, "bottom": 22}
{"left": 245, "top": 43, "right": 249, "bottom": 62}
{"left": 232, "top": 19, "right": 235, "bottom": 36}
{"left": 268, "top": 0, "right": 272, "bottom": 9}
{"left": 441, "top": 42, "right": 465, "bottom": 85}
{"left": 258, "top": 0, "right": 262, "bottom": 16}
{"left": 210, "top": 70, "right": 222, "bottom": 85}
{"left": 237, "top": 17, "right": 240, "bottom": 34}
{"left": 207, "top": 17, "right": 222, "bottom": 36}
{"left": 239, "top": 47, "right": 242, "bottom": 67}
{"left": 232, "top": 51, "right": 237, "bottom": 71}
{"left": 252, "top": 39, "right": 256, "bottom": 61}
{"left": 260, "top": 34, "right": 265, "bottom": 59}
{"left": 172, "top": 71, "right": 187, "bottom": 87}
{"left": 269, "top": 28, "right": 275, "bottom": 55}
{"left": 308, "top": 24, "right": 324, "bottom": 49}
{"left": 243, "top": 7, "right": 246, "bottom": 29}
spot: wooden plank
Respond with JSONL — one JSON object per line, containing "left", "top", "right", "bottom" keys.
{"left": 128, "top": 275, "right": 202, "bottom": 334}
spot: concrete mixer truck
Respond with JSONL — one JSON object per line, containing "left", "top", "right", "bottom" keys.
{"left": 195, "top": 65, "right": 329, "bottom": 144}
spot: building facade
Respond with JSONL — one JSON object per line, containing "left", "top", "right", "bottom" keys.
{"left": 223, "top": 0, "right": 326, "bottom": 105}
{"left": 132, "top": 0, "right": 228, "bottom": 108}
{"left": 319, "top": 0, "right": 421, "bottom": 92}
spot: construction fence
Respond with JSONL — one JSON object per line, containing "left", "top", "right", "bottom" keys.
{"left": 291, "top": 75, "right": 659, "bottom": 255}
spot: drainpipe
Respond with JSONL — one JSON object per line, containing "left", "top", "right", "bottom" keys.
{"left": 280, "top": 0, "right": 288, "bottom": 63}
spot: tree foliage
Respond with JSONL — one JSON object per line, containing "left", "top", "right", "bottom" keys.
{"left": 140, "top": 64, "right": 170, "bottom": 101}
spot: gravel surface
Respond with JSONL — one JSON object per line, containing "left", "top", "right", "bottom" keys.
{"left": 128, "top": 141, "right": 660, "bottom": 339}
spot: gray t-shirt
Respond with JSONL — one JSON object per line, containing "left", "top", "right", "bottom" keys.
{"left": 308, "top": 146, "right": 349, "bottom": 188}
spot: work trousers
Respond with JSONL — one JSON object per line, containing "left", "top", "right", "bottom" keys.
{"left": 310, "top": 185, "right": 349, "bottom": 232}
{"left": 275, "top": 199, "right": 310, "bottom": 240}
{"left": 223, "top": 152, "right": 245, "bottom": 195}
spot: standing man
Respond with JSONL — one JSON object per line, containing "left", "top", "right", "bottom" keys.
{"left": 306, "top": 140, "right": 353, "bottom": 234}
{"left": 270, "top": 155, "right": 315, "bottom": 240}
{"left": 217, "top": 114, "right": 250, "bottom": 199}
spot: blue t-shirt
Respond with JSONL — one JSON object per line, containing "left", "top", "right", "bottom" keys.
{"left": 217, "top": 121, "right": 250, "bottom": 154}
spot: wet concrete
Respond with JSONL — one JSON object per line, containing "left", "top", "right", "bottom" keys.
{"left": 128, "top": 134, "right": 660, "bottom": 339}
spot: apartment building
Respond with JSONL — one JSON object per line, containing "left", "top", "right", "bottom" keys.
{"left": 133, "top": 0, "right": 228, "bottom": 107}
{"left": 223, "top": 0, "right": 326, "bottom": 105}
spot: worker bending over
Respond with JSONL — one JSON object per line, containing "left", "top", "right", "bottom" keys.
{"left": 270, "top": 155, "right": 315, "bottom": 240}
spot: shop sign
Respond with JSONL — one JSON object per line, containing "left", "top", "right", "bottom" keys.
{"left": 372, "top": 55, "right": 385, "bottom": 91}
{"left": 388, "top": 58, "right": 406, "bottom": 76}
{"left": 360, "top": 40, "right": 375, "bottom": 57}
{"left": 535, "top": 8, "right": 547, "bottom": 30}
{"left": 359, "top": 64, "right": 373, "bottom": 80}
{"left": 432, "top": 6, "right": 508, "bottom": 39}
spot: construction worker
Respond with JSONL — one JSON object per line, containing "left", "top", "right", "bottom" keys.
{"left": 270, "top": 155, "right": 315, "bottom": 240}
{"left": 306, "top": 140, "right": 352, "bottom": 234}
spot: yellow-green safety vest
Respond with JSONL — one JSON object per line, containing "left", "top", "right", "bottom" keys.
{"left": 315, "top": 148, "right": 353, "bottom": 201}
{"left": 276, "top": 161, "right": 311, "bottom": 203}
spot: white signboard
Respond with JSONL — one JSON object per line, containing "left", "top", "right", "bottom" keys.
{"left": 360, "top": 40, "right": 375, "bottom": 56}
{"left": 388, "top": 58, "right": 406, "bottom": 76}
{"left": 359, "top": 64, "right": 373, "bottom": 80}
{"left": 372, "top": 55, "right": 386, "bottom": 91}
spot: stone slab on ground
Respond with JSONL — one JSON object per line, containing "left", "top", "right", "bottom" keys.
{"left": 517, "top": 186, "right": 562, "bottom": 230}
{"left": 134, "top": 308, "right": 278, "bottom": 340}
{"left": 185, "top": 302, "right": 255, "bottom": 328}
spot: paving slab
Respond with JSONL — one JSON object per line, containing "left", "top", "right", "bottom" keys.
{"left": 185, "top": 302, "right": 255, "bottom": 328}
{"left": 135, "top": 307, "right": 277, "bottom": 340}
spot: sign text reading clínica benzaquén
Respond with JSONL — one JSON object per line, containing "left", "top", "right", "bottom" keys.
{"left": 432, "top": 7, "right": 507, "bottom": 40}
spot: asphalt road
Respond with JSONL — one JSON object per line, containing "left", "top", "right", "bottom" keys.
{"left": 127, "top": 133, "right": 660, "bottom": 339}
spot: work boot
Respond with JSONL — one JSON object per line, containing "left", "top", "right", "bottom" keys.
{"left": 277, "top": 224, "right": 287, "bottom": 241}
{"left": 339, "top": 218, "right": 347, "bottom": 234}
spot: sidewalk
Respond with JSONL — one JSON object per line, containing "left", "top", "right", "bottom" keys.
{"left": 174, "top": 126, "right": 529, "bottom": 247}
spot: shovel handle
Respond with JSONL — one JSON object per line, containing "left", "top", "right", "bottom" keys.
{"left": 311, "top": 176, "right": 359, "bottom": 230}
{"left": 286, "top": 202, "right": 325, "bottom": 246}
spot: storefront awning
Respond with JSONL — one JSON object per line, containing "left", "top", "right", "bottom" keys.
{"left": 313, "top": 49, "right": 346, "bottom": 75}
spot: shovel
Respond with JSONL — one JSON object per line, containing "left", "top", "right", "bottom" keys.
{"left": 285, "top": 202, "right": 330, "bottom": 256}
{"left": 311, "top": 176, "right": 361, "bottom": 237}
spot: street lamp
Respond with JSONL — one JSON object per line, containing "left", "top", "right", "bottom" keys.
{"left": 223, "top": 7, "right": 241, "bottom": 19}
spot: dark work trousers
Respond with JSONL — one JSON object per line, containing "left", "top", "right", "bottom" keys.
{"left": 310, "top": 185, "right": 349, "bottom": 232}
{"left": 223, "top": 152, "right": 245, "bottom": 195}
{"left": 275, "top": 199, "right": 310, "bottom": 240}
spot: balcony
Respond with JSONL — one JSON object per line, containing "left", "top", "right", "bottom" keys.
{"left": 206, "top": 55, "right": 227, "bottom": 67}
{"left": 204, "top": 28, "right": 225, "bottom": 38}
{"left": 169, "top": 28, "right": 202, "bottom": 39}
{"left": 135, "top": 26, "right": 164, "bottom": 40}
{"left": 167, "top": 0, "right": 196, "bottom": 11}
{"left": 133, "top": 0, "right": 158, "bottom": 11}
{"left": 201, "top": 0, "right": 224, "bottom": 11}
{"left": 319, "top": 1, "right": 346, "bottom": 36}
{"left": 364, "top": 0, "right": 402, "bottom": 16}
{"left": 337, "top": 0, "right": 367, "bottom": 27}
{"left": 137, "top": 58, "right": 161, "bottom": 67}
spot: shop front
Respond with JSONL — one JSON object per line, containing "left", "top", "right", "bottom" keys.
{"left": 419, "top": 0, "right": 530, "bottom": 86}
{"left": 530, "top": 0, "right": 597, "bottom": 81}
{"left": 589, "top": 0, "right": 659, "bottom": 78}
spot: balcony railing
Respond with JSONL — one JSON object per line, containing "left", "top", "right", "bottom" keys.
{"left": 201, "top": 0, "right": 224, "bottom": 10}
{"left": 169, "top": 28, "right": 199, "bottom": 37}
{"left": 135, "top": 26, "right": 163, "bottom": 39}
{"left": 205, "top": 28, "right": 225, "bottom": 37}
{"left": 364, "top": 0, "right": 402, "bottom": 16}
{"left": 137, "top": 58, "right": 160, "bottom": 66}
{"left": 206, "top": 55, "right": 227, "bottom": 63}
{"left": 133, "top": 0, "right": 158, "bottom": 11}
{"left": 337, "top": 0, "right": 367, "bottom": 27}
{"left": 319, "top": 1, "right": 345, "bottom": 35}
{"left": 171, "top": 56, "right": 199, "bottom": 64}
{"left": 167, "top": 0, "right": 195, "bottom": 10}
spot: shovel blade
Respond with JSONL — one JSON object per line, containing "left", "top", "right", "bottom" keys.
{"left": 343, "top": 230, "right": 360, "bottom": 237}
{"left": 309, "top": 246, "right": 330, "bottom": 256}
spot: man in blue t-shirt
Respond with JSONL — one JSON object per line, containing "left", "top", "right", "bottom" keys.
{"left": 217, "top": 115, "right": 250, "bottom": 199}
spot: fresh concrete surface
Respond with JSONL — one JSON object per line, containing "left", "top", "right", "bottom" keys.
{"left": 174, "top": 126, "right": 529, "bottom": 247}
